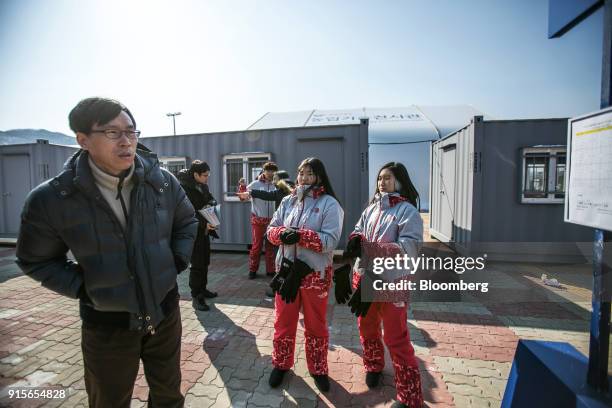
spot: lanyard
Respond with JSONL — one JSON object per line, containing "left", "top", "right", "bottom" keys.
{"left": 281, "top": 194, "right": 321, "bottom": 258}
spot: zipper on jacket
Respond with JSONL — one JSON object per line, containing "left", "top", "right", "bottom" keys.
{"left": 370, "top": 202, "right": 384, "bottom": 242}
{"left": 92, "top": 186, "right": 148, "bottom": 330}
{"left": 137, "top": 173, "right": 175, "bottom": 335}
{"left": 283, "top": 195, "right": 307, "bottom": 260}
{"left": 126, "top": 183, "right": 157, "bottom": 334}
{"left": 116, "top": 173, "right": 129, "bottom": 223}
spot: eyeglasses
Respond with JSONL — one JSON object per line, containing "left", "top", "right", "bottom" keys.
{"left": 90, "top": 129, "right": 141, "bottom": 140}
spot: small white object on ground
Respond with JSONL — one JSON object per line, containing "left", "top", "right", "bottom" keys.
{"left": 543, "top": 277, "right": 563, "bottom": 288}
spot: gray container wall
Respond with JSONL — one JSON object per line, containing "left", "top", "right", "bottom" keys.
{"left": 141, "top": 122, "right": 369, "bottom": 250}
{"left": 477, "top": 119, "right": 592, "bottom": 238}
{"left": 431, "top": 118, "right": 593, "bottom": 262}
{"left": 0, "top": 143, "right": 78, "bottom": 234}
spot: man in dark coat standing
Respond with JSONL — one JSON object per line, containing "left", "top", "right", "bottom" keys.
{"left": 178, "top": 161, "right": 219, "bottom": 311}
{"left": 15, "top": 97, "right": 198, "bottom": 408}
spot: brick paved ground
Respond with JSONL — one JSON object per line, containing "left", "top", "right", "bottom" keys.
{"left": 0, "top": 245, "right": 608, "bottom": 408}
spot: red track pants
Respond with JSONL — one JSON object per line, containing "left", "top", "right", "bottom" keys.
{"left": 249, "top": 218, "right": 275, "bottom": 275}
{"left": 354, "top": 274, "right": 423, "bottom": 407}
{"left": 272, "top": 279, "right": 330, "bottom": 375}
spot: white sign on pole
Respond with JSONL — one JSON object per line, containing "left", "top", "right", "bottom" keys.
{"left": 565, "top": 107, "right": 612, "bottom": 232}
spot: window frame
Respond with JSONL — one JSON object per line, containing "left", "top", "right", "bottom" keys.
{"left": 222, "top": 152, "right": 272, "bottom": 202}
{"left": 159, "top": 156, "right": 187, "bottom": 176}
{"left": 520, "top": 147, "right": 566, "bottom": 204}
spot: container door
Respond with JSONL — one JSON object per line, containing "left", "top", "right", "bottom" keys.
{"left": 2, "top": 155, "right": 31, "bottom": 234}
{"left": 439, "top": 145, "right": 456, "bottom": 240}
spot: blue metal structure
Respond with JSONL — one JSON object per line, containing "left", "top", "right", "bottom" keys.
{"left": 502, "top": 340, "right": 611, "bottom": 407}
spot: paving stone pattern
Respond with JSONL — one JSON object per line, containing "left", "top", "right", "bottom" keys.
{"left": 0, "top": 245, "right": 608, "bottom": 408}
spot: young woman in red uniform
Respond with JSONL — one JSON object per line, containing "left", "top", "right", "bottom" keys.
{"left": 335, "top": 162, "right": 423, "bottom": 408}
{"left": 266, "top": 157, "right": 344, "bottom": 392}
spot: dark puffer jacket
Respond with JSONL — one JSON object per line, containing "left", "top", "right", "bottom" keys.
{"left": 178, "top": 171, "right": 217, "bottom": 231}
{"left": 16, "top": 147, "right": 198, "bottom": 331}
{"left": 178, "top": 171, "right": 218, "bottom": 267}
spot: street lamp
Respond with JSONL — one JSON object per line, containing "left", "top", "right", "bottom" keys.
{"left": 166, "top": 112, "right": 181, "bottom": 136}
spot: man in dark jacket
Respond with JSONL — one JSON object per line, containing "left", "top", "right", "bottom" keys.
{"left": 15, "top": 97, "right": 198, "bottom": 408}
{"left": 178, "top": 161, "right": 219, "bottom": 311}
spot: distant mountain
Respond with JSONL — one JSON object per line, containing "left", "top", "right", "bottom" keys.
{"left": 0, "top": 129, "right": 77, "bottom": 146}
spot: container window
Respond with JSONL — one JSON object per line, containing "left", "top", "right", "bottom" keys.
{"left": 159, "top": 157, "right": 187, "bottom": 176}
{"left": 247, "top": 157, "right": 268, "bottom": 182}
{"left": 521, "top": 148, "right": 566, "bottom": 204}
{"left": 554, "top": 154, "right": 566, "bottom": 198}
{"left": 226, "top": 159, "right": 243, "bottom": 195}
{"left": 524, "top": 154, "right": 548, "bottom": 198}
{"left": 223, "top": 153, "right": 272, "bottom": 201}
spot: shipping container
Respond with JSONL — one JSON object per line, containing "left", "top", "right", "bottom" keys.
{"left": 141, "top": 121, "right": 369, "bottom": 250}
{"left": 0, "top": 140, "right": 78, "bottom": 235}
{"left": 430, "top": 116, "right": 592, "bottom": 262}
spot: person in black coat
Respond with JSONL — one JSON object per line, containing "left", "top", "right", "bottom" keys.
{"left": 16, "top": 97, "right": 197, "bottom": 407}
{"left": 178, "top": 161, "right": 218, "bottom": 311}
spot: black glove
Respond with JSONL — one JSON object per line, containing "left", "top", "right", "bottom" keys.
{"left": 343, "top": 235, "right": 363, "bottom": 259}
{"left": 347, "top": 279, "right": 372, "bottom": 317}
{"left": 280, "top": 228, "right": 300, "bottom": 245}
{"left": 333, "top": 264, "right": 353, "bottom": 304}
{"left": 279, "top": 258, "right": 313, "bottom": 303}
{"left": 270, "top": 257, "right": 292, "bottom": 293}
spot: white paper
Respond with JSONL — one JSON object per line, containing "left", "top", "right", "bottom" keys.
{"left": 198, "top": 205, "right": 221, "bottom": 227}
{"left": 565, "top": 107, "right": 612, "bottom": 231}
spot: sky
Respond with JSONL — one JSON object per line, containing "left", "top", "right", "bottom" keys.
{"left": 0, "top": 0, "right": 604, "bottom": 137}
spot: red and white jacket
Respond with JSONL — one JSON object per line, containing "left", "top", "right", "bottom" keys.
{"left": 350, "top": 192, "right": 423, "bottom": 282}
{"left": 267, "top": 185, "right": 344, "bottom": 281}
{"left": 247, "top": 175, "right": 276, "bottom": 220}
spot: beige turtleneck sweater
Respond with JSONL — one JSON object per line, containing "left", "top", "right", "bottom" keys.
{"left": 88, "top": 157, "right": 135, "bottom": 230}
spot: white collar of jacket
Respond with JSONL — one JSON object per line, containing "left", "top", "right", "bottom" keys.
{"left": 88, "top": 156, "right": 135, "bottom": 192}
{"left": 374, "top": 192, "right": 407, "bottom": 210}
{"left": 293, "top": 184, "right": 325, "bottom": 201}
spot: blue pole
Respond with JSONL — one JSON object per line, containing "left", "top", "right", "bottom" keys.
{"left": 588, "top": 230, "right": 611, "bottom": 391}
{"left": 587, "top": 0, "right": 612, "bottom": 392}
